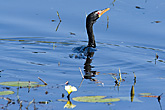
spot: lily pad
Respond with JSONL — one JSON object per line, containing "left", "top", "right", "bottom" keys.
{"left": 57, "top": 99, "right": 68, "bottom": 102}
{"left": 139, "top": 93, "right": 152, "bottom": 96}
{"left": 0, "top": 81, "right": 46, "bottom": 88}
{"left": 0, "top": 91, "right": 14, "bottom": 95}
{"left": 72, "top": 96, "right": 120, "bottom": 103}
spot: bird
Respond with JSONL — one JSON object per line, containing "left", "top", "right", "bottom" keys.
{"left": 86, "top": 8, "right": 110, "bottom": 48}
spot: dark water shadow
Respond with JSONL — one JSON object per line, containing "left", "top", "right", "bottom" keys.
{"left": 69, "top": 46, "right": 97, "bottom": 59}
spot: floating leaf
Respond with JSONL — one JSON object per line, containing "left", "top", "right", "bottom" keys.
{"left": 0, "top": 91, "right": 14, "bottom": 95}
{"left": 0, "top": 81, "right": 46, "bottom": 88}
{"left": 139, "top": 93, "right": 158, "bottom": 98}
{"left": 57, "top": 99, "right": 68, "bottom": 102}
{"left": 72, "top": 96, "right": 120, "bottom": 103}
{"left": 139, "top": 93, "right": 151, "bottom": 96}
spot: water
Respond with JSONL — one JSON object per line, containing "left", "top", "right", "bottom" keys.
{"left": 0, "top": 0, "right": 165, "bottom": 110}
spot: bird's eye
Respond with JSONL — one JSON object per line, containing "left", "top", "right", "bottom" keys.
{"left": 97, "top": 12, "right": 100, "bottom": 15}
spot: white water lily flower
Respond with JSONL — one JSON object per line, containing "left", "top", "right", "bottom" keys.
{"left": 65, "top": 85, "right": 77, "bottom": 95}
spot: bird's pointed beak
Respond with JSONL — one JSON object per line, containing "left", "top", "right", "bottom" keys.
{"left": 98, "top": 8, "right": 110, "bottom": 17}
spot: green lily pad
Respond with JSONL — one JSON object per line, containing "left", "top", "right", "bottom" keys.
{"left": 139, "top": 93, "right": 152, "bottom": 96}
{"left": 72, "top": 96, "right": 120, "bottom": 103}
{"left": 0, "top": 81, "right": 46, "bottom": 88}
{"left": 57, "top": 99, "right": 68, "bottom": 102}
{"left": 0, "top": 91, "right": 14, "bottom": 95}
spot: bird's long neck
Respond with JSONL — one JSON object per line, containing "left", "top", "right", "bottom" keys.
{"left": 86, "top": 17, "right": 96, "bottom": 48}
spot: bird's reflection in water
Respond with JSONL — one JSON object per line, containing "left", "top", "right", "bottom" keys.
{"left": 83, "top": 49, "right": 97, "bottom": 81}
{"left": 71, "top": 46, "right": 100, "bottom": 84}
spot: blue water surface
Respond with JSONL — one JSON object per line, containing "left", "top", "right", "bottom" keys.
{"left": 0, "top": 0, "right": 165, "bottom": 110}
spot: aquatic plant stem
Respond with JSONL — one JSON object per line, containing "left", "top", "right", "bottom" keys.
{"left": 38, "top": 77, "right": 48, "bottom": 85}
{"left": 26, "top": 99, "right": 35, "bottom": 109}
{"left": 79, "top": 67, "right": 84, "bottom": 79}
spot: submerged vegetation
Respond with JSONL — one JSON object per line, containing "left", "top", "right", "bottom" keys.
{"left": 0, "top": 78, "right": 47, "bottom": 109}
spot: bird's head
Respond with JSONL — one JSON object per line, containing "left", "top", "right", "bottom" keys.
{"left": 86, "top": 8, "right": 110, "bottom": 48}
{"left": 86, "top": 8, "right": 110, "bottom": 24}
